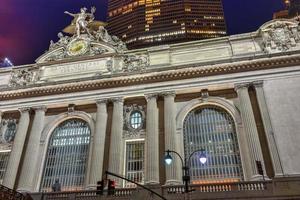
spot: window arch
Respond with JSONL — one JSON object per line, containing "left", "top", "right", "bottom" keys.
{"left": 183, "top": 106, "right": 243, "bottom": 184}
{"left": 40, "top": 119, "right": 91, "bottom": 192}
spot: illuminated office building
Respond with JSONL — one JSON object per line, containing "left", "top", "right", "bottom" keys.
{"left": 274, "top": 0, "right": 300, "bottom": 19}
{"left": 107, "top": 0, "right": 227, "bottom": 49}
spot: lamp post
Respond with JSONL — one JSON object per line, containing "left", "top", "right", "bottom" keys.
{"left": 164, "top": 149, "right": 207, "bottom": 193}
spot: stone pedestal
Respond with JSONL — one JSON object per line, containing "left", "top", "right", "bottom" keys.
{"left": 3, "top": 108, "right": 30, "bottom": 189}
{"left": 144, "top": 94, "right": 160, "bottom": 185}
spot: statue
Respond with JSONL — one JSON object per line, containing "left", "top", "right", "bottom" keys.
{"left": 64, "top": 7, "right": 96, "bottom": 37}
{"left": 52, "top": 178, "right": 61, "bottom": 192}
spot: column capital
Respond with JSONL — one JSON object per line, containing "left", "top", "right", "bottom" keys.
{"left": 234, "top": 82, "right": 251, "bottom": 91}
{"left": 161, "top": 91, "right": 176, "bottom": 98}
{"left": 18, "top": 107, "right": 30, "bottom": 113}
{"left": 111, "top": 97, "right": 124, "bottom": 103}
{"left": 96, "top": 99, "right": 108, "bottom": 105}
{"left": 145, "top": 93, "right": 159, "bottom": 101}
{"left": 253, "top": 80, "right": 264, "bottom": 88}
{"left": 32, "top": 106, "right": 47, "bottom": 112}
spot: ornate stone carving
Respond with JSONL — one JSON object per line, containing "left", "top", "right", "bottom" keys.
{"left": 123, "top": 104, "right": 146, "bottom": 138}
{"left": 123, "top": 54, "right": 149, "bottom": 72}
{"left": 234, "top": 83, "right": 250, "bottom": 91}
{"left": 0, "top": 118, "right": 17, "bottom": 145}
{"left": 260, "top": 19, "right": 300, "bottom": 53}
{"left": 9, "top": 68, "right": 37, "bottom": 87}
{"left": 37, "top": 7, "right": 127, "bottom": 63}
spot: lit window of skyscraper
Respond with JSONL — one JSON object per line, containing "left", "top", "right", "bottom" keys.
{"left": 107, "top": 0, "right": 227, "bottom": 49}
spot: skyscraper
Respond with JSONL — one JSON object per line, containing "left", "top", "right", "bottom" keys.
{"left": 107, "top": 0, "right": 227, "bottom": 49}
{"left": 273, "top": 0, "right": 300, "bottom": 19}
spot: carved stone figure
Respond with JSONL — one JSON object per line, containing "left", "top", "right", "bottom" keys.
{"left": 64, "top": 7, "right": 96, "bottom": 37}
{"left": 57, "top": 32, "right": 70, "bottom": 46}
{"left": 37, "top": 6, "right": 127, "bottom": 63}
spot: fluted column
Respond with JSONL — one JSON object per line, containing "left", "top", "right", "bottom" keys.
{"left": 18, "top": 106, "right": 47, "bottom": 192}
{"left": 163, "top": 91, "right": 181, "bottom": 185}
{"left": 108, "top": 97, "right": 124, "bottom": 187}
{"left": 3, "top": 108, "right": 30, "bottom": 189}
{"left": 0, "top": 111, "right": 2, "bottom": 125}
{"left": 235, "top": 83, "right": 267, "bottom": 180}
{"left": 88, "top": 99, "right": 108, "bottom": 187}
{"left": 144, "top": 94, "right": 160, "bottom": 185}
{"left": 253, "top": 81, "right": 283, "bottom": 176}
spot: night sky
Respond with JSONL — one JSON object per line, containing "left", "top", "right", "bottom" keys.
{"left": 0, "top": 0, "right": 284, "bottom": 66}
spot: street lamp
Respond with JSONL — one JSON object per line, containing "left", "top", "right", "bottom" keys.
{"left": 164, "top": 149, "right": 207, "bottom": 193}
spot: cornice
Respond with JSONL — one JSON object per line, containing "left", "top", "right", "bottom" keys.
{"left": 0, "top": 54, "right": 300, "bottom": 101}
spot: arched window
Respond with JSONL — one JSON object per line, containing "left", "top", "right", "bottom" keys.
{"left": 40, "top": 119, "right": 91, "bottom": 192}
{"left": 183, "top": 106, "right": 243, "bottom": 184}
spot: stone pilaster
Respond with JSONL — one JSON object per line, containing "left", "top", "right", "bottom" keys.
{"left": 108, "top": 97, "right": 124, "bottom": 187}
{"left": 253, "top": 81, "right": 283, "bottom": 176}
{"left": 3, "top": 108, "right": 30, "bottom": 189}
{"left": 163, "top": 91, "right": 182, "bottom": 185}
{"left": 144, "top": 93, "right": 160, "bottom": 185}
{"left": 88, "top": 99, "right": 108, "bottom": 187}
{"left": 235, "top": 83, "right": 267, "bottom": 180}
{"left": 0, "top": 111, "right": 2, "bottom": 124}
{"left": 18, "top": 106, "right": 47, "bottom": 192}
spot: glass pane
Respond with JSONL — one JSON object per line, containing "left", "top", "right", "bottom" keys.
{"left": 40, "top": 119, "right": 91, "bottom": 192}
{"left": 130, "top": 111, "right": 142, "bottom": 129}
{"left": 125, "top": 141, "right": 144, "bottom": 187}
{"left": 0, "top": 152, "right": 10, "bottom": 184}
{"left": 183, "top": 106, "right": 243, "bottom": 183}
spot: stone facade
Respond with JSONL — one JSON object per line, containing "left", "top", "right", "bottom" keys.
{"left": 0, "top": 18, "right": 300, "bottom": 199}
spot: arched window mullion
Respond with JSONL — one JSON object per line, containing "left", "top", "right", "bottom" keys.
{"left": 40, "top": 119, "right": 91, "bottom": 192}
{"left": 183, "top": 106, "right": 243, "bottom": 183}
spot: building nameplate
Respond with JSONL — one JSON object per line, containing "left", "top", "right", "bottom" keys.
{"left": 40, "top": 58, "right": 110, "bottom": 81}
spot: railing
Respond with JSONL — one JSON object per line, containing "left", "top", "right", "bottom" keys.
{"left": 0, "top": 184, "right": 29, "bottom": 200}
{"left": 38, "top": 187, "right": 136, "bottom": 200}
{"left": 162, "top": 180, "right": 268, "bottom": 194}
{"left": 30, "top": 178, "right": 300, "bottom": 200}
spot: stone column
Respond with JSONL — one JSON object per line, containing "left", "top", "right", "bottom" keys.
{"left": 0, "top": 111, "right": 2, "bottom": 125}
{"left": 108, "top": 97, "right": 124, "bottom": 187}
{"left": 235, "top": 83, "right": 267, "bottom": 180}
{"left": 18, "top": 106, "right": 47, "bottom": 192}
{"left": 88, "top": 99, "right": 108, "bottom": 187}
{"left": 163, "top": 91, "right": 182, "bottom": 185}
{"left": 3, "top": 108, "right": 30, "bottom": 189}
{"left": 253, "top": 81, "right": 283, "bottom": 176}
{"left": 144, "top": 94, "right": 160, "bottom": 185}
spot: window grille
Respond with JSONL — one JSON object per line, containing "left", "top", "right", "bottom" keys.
{"left": 125, "top": 141, "right": 144, "bottom": 187}
{"left": 40, "top": 119, "right": 91, "bottom": 192}
{"left": 183, "top": 106, "right": 243, "bottom": 183}
{"left": 130, "top": 111, "right": 142, "bottom": 129}
{"left": 0, "top": 151, "right": 10, "bottom": 184}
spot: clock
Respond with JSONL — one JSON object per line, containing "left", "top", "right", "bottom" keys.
{"left": 67, "top": 39, "right": 89, "bottom": 56}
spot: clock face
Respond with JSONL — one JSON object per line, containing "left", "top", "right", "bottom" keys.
{"left": 67, "top": 39, "right": 89, "bottom": 56}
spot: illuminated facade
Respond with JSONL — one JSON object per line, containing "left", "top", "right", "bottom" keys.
{"left": 107, "top": 0, "right": 227, "bottom": 49}
{"left": 1, "top": 11, "right": 300, "bottom": 199}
